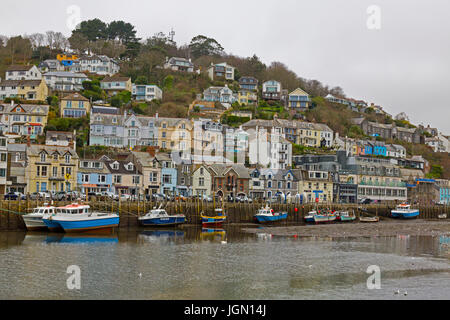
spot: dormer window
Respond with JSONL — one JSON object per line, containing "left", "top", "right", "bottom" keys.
{"left": 40, "top": 153, "right": 46, "bottom": 162}
{"left": 112, "top": 162, "right": 119, "bottom": 170}
{"left": 112, "top": 118, "right": 117, "bottom": 124}
{"left": 127, "top": 163, "right": 134, "bottom": 171}
{"left": 65, "top": 154, "right": 71, "bottom": 163}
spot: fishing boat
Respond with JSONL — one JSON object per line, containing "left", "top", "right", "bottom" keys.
{"left": 304, "top": 210, "right": 317, "bottom": 223}
{"left": 313, "top": 212, "right": 337, "bottom": 224}
{"left": 138, "top": 205, "right": 186, "bottom": 226}
{"left": 391, "top": 203, "right": 420, "bottom": 219}
{"left": 46, "top": 203, "right": 119, "bottom": 233}
{"left": 23, "top": 204, "right": 56, "bottom": 231}
{"left": 338, "top": 211, "right": 356, "bottom": 222}
{"left": 359, "top": 216, "right": 380, "bottom": 223}
{"left": 201, "top": 208, "right": 227, "bottom": 227}
{"left": 254, "top": 205, "right": 288, "bottom": 223}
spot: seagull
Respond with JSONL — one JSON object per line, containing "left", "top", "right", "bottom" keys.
{"left": 394, "top": 290, "right": 400, "bottom": 295}
{"left": 404, "top": 291, "right": 408, "bottom": 296}
{"left": 138, "top": 273, "right": 142, "bottom": 278}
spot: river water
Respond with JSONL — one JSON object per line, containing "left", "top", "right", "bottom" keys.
{"left": 0, "top": 226, "right": 449, "bottom": 300}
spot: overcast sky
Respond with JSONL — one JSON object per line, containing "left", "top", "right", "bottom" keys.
{"left": 1, "top": 0, "right": 449, "bottom": 133}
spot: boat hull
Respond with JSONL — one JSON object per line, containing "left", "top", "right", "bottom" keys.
{"left": 201, "top": 216, "right": 226, "bottom": 227}
{"left": 139, "top": 216, "right": 186, "bottom": 226}
{"left": 304, "top": 216, "right": 315, "bottom": 223}
{"left": 314, "top": 215, "right": 336, "bottom": 223}
{"left": 54, "top": 217, "right": 120, "bottom": 233}
{"left": 340, "top": 216, "right": 356, "bottom": 222}
{"left": 255, "top": 213, "right": 288, "bottom": 223}
{"left": 42, "top": 218, "right": 63, "bottom": 231}
{"left": 23, "top": 216, "right": 47, "bottom": 231}
{"left": 391, "top": 210, "right": 419, "bottom": 219}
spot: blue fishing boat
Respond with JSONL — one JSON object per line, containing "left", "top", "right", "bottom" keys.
{"left": 391, "top": 204, "right": 420, "bottom": 219}
{"left": 254, "top": 205, "right": 288, "bottom": 223}
{"left": 201, "top": 208, "right": 227, "bottom": 227}
{"left": 48, "top": 203, "right": 119, "bottom": 233}
{"left": 138, "top": 205, "right": 186, "bottom": 226}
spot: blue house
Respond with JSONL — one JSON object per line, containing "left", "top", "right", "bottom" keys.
{"left": 156, "top": 153, "right": 178, "bottom": 195}
{"left": 365, "top": 141, "right": 387, "bottom": 157}
{"left": 77, "top": 159, "right": 113, "bottom": 194}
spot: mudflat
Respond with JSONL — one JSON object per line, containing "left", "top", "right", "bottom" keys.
{"left": 243, "top": 219, "right": 450, "bottom": 238}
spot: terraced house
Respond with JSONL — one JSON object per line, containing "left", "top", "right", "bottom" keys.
{"left": 0, "top": 79, "right": 48, "bottom": 101}
{"left": 103, "top": 157, "right": 142, "bottom": 196}
{"left": 77, "top": 158, "right": 112, "bottom": 195}
{"left": 0, "top": 103, "right": 49, "bottom": 138}
{"left": 26, "top": 144, "right": 79, "bottom": 193}
{"left": 60, "top": 93, "right": 91, "bottom": 118}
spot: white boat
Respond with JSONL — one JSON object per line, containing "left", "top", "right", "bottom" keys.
{"left": 304, "top": 210, "right": 317, "bottom": 223}
{"left": 313, "top": 212, "right": 337, "bottom": 223}
{"left": 391, "top": 204, "right": 420, "bottom": 219}
{"left": 44, "top": 203, "right": 119, "bottom": 233}
{"left": 23, "top": 204, "right": 56, "bottom": 231}
{"left": 438, "top": 214, "right": 447, "bottom": 219}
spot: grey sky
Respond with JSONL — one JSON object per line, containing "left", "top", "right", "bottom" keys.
{"left": 1, "top": 0, "right": 449, "bottom": 133}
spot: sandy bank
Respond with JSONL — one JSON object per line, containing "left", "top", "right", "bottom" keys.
{"left": 242, "top": 219, "right": 450, "bottom": 238}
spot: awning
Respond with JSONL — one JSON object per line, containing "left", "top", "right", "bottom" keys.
{"left": 27, "top": 123, "right": 42, "bottom": 127}
{"left": 83, "top": 184, "right": 97, "bottom": 188}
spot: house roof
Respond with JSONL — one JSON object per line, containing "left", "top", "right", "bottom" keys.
{"left": 61, "top": 93, "right": 89, "bottom": 101}
{"left": 101, "top": 76, "right": 131, "bottom": 83}
{"left": 289, "top": 88, "right": 309, "bottom": 96}
{"left": 6, "top": 65, "right": 35, "bottom": 72}
{"left": 46, "top": 131, "right": 75, "bottom": 142}
{"left": 0, "top": 79, "right": 43, "bottom": 87}
{"left": 28, "top": 144, "right": 78, "bottom": 158}
{"left": 208, "top": 164, "right": 250, "bottom": 179}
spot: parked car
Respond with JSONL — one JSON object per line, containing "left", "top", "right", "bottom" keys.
{"left": 54, "top": 192, "right": 68, "bottom": 201}
{"left": 359, "top": 198, "right": 373, "bottom": 204}
{"left": 101, "top": 191, "right": 119, "bottom": 200}
{"left": 120, "top": 194, "right": 132, "bottom": 201}
{"left": 4, "top": 192, "right": 24, "bottom": 200}
{"left": 151, "top": 193, "right": 166, "bottom": 201}
{"left": 236, "top": 195, "right": 252, "bottom": 203}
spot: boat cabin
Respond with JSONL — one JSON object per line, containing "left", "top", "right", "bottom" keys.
{"left": 56, "top": 204, "right": 90, "bottom": 215}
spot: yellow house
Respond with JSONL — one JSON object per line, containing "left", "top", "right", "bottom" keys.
{"left": 60, "top": 93, "right": 91, "bottom": 118}
{"left": 100, "top": 76, "right": 132, "bottom": 96}
{"left": 297, "top": 170, "right": 334, "bottom": 203}
{"left": 26, "top": 144, "right": 79, "bottom": 193}
{"left": 288, "top": 88, "right": 310, "bottom": 110}
{"left": 296, "top": 122, "right": 321, "bottom": 147}
{"left": 238, "top": 90, "right": 258, "bottom": 105}
{"left": 156, "top": 117, "right": 193, "bottom": 152}
{"left": 17, "top": 79, "right": 49, "bottom": 101}
{"left": 0, "top": 103, "right": 49, "bottom": 138}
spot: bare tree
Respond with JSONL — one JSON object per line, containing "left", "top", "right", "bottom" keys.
{"left": 0, "top": 35, "right": 8, "bottom": 47}
{"left": 46, "top": 31, "right": 56, "bottom": 49}
{"left": 28, "top": 33, "right": 46, "bottom": 49}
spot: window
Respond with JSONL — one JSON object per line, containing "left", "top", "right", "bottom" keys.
{"left": 163, "top": 174, "right": 171, "bottom": 184}
{"left": 65, "top": 154, "right": 71, "bottom": 163}
{"left": 52, "top": 167, "right": 58, "bottom": 177}
{"left": 114, "top": 175, "right": 122, "bottom": 183}
{"left": 150, "top": 172, "right": 158, "bottom": 183}
{"left": 99, "top": 175, "right": 106, "bottom": 183}
{"left": 41, "top": 166, "right": 47, "bottom": 177}
{"left": 82, "top": 174, "right": 89, "bottom": 183}
{"left": 0, "top": 153, "right": 6, "bottom": 162}
{"left": 133, "top": 176, "right": 140, "bottom": 184}
{"left": 40, "top": 153, "right": 46, "bottom": 162}
{"left": 199, "top": 177, "right": 205, "bottom": 186}
{"left": 37, "top": 166, "right": 40, "bottom": 176}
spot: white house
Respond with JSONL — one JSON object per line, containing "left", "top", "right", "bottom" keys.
{"left": 5, "top": 65, "right": 42, "bottom": 81}
{"left": 164, "top": 57, "right": 195, "bottom": 73}
{"left": 132, "top": 84, "right": 163, "bottom": 102}
{"left": 71, "top": 55, "right": 120, "bottom": 76}
{"left": 43, "top": 71, "right": 88, "bottom": 91}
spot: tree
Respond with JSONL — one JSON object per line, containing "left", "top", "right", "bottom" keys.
{"left": 107, "top": 20, "right": 139, "bottom": 44}
{"left": 68, "top": 32, "right": 89, "bottom": 54}
{"left": 135, "top": 76, "right": 148, "bottom": 85}
{"left": 5, "top": 36, "right": 32, "bottom": 64}
{"left": 75, "top": 19, "right": 108, "bottom": 42}
{"left": 189, "top": 35, "right": 224, "bottom": 59}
